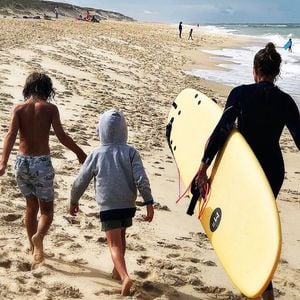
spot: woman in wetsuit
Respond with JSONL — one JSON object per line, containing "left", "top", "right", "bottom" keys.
{"left": 196, "top": 42, "right": 300, "bottom": 300}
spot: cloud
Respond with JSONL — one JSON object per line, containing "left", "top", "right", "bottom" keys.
{"left": 221, "top": 6, "right": 235, "bottom": 15}
{"left": 143, "top": 10, "right": 159, "bottom": 15}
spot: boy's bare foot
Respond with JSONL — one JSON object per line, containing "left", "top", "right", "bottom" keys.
{"left": 121, "top": 276, "right": 133, "bottom": 296}
{"left": 112, "top": 267, "right": 121, "bottom": 281}
{"left": 31, "top": 233, "right": 44, "bottom": 269}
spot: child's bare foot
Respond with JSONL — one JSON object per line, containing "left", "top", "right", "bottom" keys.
{"left": 121, "top": 276, "right": 133, "bottom": 296}
{"left": 31, "top": 233, "right": 44, "bottom": 269}
{"left": 112, "top": 267, "right": 121, "bottom": 281}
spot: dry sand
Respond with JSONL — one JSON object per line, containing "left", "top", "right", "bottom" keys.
{"left": 0, "top": 18, "right": 299, "bottom": 299}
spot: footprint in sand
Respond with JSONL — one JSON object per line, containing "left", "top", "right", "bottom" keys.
{"left": 141, "top": 281, "right": 163, "bottom": 294}
{"left": 127, "top": 242, "right": 146, "bottom": 251}
{"left": 97, "top": 237, "right": 107, "bottom": 243}
{"left": 136, "top": 255, "right": 150, "bottom": 265}
{"left": 0, "top": 259, "right": 12, "bottom": 269}
{"left": 48, "top": 283, "right": 83, "bottom": 298}
{"left": 189, "top": 276, "right": 203, "bottom": 286}
{"left": 1, "top": 213, "right": 22, "bottom": 222}
{"left": 166, "top": 253, "right": 180, "bottom": 258}
{"left": 186, "top": 265, "right": 199, "bottom": 274}
{"left": 32, "top": 268, "right": 51, "bottom": 279}
{"left": 161, "top": 273, "right": 187, "bottom": 287}
{"left": 194, "top": 285, "right": 226, "bottom": 294}
{"left": 94, "top": 289, "right": 120, "bottom": 297}
{"left": 153, "top": 203, "right": 170, "bottom": 211}
{"left": 201, "top": 260, "right": 217, "bottom": 267}
{"left": 72, "top": 258, "right": 88, "bottom": 265}
{"left": 189, "top": 258, "right": 200, "bottom": 263}
{"left": 150, "top": 259, "right": 177, "bottom": 271}
{"left": 127, "top": 233, "right": 140, "bottom": 240}
{"left": 157, "top": 241, "right": 180, "bottom": 249}
{"left": 63, "top": 215, "right": 80, "bottom": 225}
{"left": 134, "top": 270, "right": 150, "bottom": 279}
{"left": 16, "top": 261, "right": 31, "bottom": 272}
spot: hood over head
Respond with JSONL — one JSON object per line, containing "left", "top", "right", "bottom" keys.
{"left": 97, "top": 109, "right": 128, "bottom": 145}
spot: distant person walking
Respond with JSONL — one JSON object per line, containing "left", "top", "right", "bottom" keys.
{"left": 188, "top": 28, "right": 193, "bottom": 40}
{"left": 179, "top": 21, "right": 183, "bottom": 38}
{"left": 54, "top": 7, "right": 58, "bottom": 19}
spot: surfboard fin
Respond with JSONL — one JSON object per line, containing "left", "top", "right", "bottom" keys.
{"left": 166, "top": 117, "right": 174, "bottom": 153}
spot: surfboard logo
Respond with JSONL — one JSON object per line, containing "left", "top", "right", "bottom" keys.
{"left": 210, "top": 208, "right": 222, "bottom": 232}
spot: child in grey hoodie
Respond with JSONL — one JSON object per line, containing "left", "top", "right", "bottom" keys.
{"left": 70, "top": 109, "right": 154, "bottom": 296}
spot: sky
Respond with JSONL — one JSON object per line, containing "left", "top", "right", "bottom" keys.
{"left": 50, "top": 0, "right": 300, "bottom": 24}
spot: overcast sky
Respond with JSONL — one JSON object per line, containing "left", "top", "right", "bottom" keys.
{"left": 51, "top": 0, "right": 299, "bottom": 23}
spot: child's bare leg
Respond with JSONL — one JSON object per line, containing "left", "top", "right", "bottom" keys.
{"left": 112, "top": 267, "right": 121, "bottom": 281}
{"left": 31, "top": 200, "right": 53, "bottom": 268}
{"left": 112, "top": 228, "right": 126, "bottom": 281}
{"left": 106, "top": 228, "right": 133, "bottom": 296}
{"left": 25, "top": 196, "right": 39, "bottom": 253}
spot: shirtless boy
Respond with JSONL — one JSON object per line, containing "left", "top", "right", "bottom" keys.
{"left": 0, "top": 72, "right": 86, "bottom": 268}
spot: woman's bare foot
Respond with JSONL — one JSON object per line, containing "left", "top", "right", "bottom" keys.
{"left": 31, "top": 233, "right": 44, "bottom": 269}
{"left": 121, "top": 276, "right": 133, "bottom": 296}
{"left": 112, "top": 267, "right": 121, "bottom": 281}
{"left": 26, "top": 246, "right": 34, "bottom": 255}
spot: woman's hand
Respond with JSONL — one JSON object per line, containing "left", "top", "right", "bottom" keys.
{"left": 195, "top": 162, "right": 209, "bottom": 198}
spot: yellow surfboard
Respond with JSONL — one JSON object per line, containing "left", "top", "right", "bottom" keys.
{"left": 167, "top": 88, "right": 282, "bottom": 298}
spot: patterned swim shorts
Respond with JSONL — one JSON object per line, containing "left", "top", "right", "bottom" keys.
{"left": 15, "top": 155, "right": 55, "bottom": 202}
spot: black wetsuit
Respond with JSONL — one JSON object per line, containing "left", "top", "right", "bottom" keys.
{"left": 202, "top": 81, "right": 300, "bottom": 198}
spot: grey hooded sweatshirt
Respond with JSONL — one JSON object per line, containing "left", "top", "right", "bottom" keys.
{"left": 70, "top": 109, "right": 154, "bottom": 216}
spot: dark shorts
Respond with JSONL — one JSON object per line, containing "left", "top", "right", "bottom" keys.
{"left": 15, "top": 155, "right": 55, "bottom": 202}
{"left": 101, "top": 217, "right": 132, "bottom": 232}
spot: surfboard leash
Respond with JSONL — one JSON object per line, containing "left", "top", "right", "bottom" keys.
{"left": 166, "top": 112, "right": 210, "bottom": 217}
{"left": 198, "top": 183, "right": 210, "bottom": 219}
{"left": 166, "top": 115, "right": 193, "bottom": 204}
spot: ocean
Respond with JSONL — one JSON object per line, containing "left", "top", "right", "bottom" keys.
{"left": 187, "top": 23, "right": 300, "bottom": 109}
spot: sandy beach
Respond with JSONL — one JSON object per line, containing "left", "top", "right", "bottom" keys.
{"left": 0, "top": 18, "right": 299, "bottom": 299}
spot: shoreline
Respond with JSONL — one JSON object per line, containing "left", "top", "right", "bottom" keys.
{"left": 182, "top": 26, "right": 300, "bottom": 109}
{"left": 181, "top": 29, "right": 255, "bottom": 106}
{"left": 0, "top": 19, "right": 299, "bottom": 299}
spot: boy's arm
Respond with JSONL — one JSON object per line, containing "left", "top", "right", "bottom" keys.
{"left": 144, "top": 204, "right": 154, "bottom": 222}
{"left": 51, "top": 105, "right": 87, "bottom": 163}
{"left": 131, "top": 149, "right": 154, "bottom": 205}
{"left": 70, "top": 153, "right": 95, "bottom": 214}
{"left": 0, "top": 106, "right": 20, "bottom": 176}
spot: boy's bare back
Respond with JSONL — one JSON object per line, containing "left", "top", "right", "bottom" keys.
{"left": 15, "top": 99, "right": 58, "bottom": 156}
{"left": 0, "top": 72, "right": 86, "bottom": 176}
